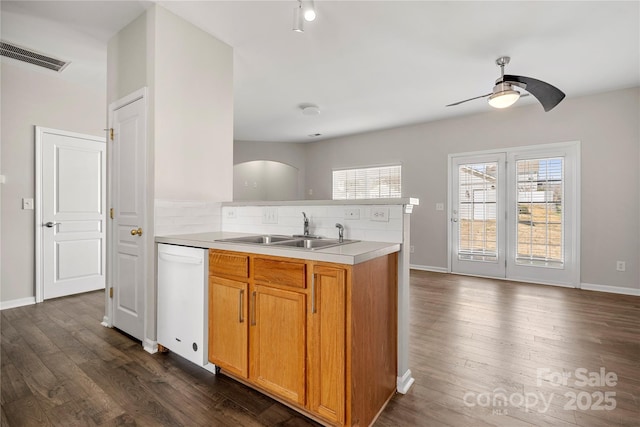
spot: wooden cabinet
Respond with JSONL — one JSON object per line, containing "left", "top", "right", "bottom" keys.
{"left": 208, "top": 249, "right": 397, "bottom": 427}
{"left": 308, "top": 265, "right": 347, "bottom": 425}
{"left": 250, "top": 284, "right": 306, "bottom": 405}
{"left": 208, "top": 276, "right": 248, "bottom": 378}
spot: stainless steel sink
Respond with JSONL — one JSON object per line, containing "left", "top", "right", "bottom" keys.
{"left": 216, "top": 235, "right": 358, "bottom": 250}
{"left": 273, "top": 238, "right": 358, "bottom": 250}
{"left": 216, "top": 235, "right": 295, "bottom": 245}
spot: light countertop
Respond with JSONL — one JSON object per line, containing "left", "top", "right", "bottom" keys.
{"left": 155, "top": 232, "right": 401, "bottom": 265}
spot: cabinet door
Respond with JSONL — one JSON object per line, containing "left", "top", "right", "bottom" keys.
{"left": 308, "top": 265, "right": 347, "bottom": 424}
{"left": 249, "top": 284, "right": 306, "bottom": 405}
{"left": 209, "top": 276, "right": 248, "bottom": 378}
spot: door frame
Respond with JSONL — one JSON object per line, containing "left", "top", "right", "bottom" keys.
{"left": 35, "top": 126, "right": 107, "bottom": 303}
{"left": 103, "top": 87, "right": 149, "bottom": 333}
{"left": 447, "top": 141, "right": 581, "bottom": 287}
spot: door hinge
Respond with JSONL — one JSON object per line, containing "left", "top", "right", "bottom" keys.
{"left": 109, "top": 287, "right": 114, "bottom": 298}
{"left": 110, "top": 208, "right": 114, "bottom": 219}
{"left": 110, "top": 128, "right": 114, "bottom": 141}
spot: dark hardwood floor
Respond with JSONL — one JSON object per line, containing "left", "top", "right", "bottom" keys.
{"left": 1, "top": 271, "right": 638, "bottom": 426}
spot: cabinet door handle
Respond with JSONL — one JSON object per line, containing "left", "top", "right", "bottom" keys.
{"left": 251, "top": 291, "right": 257, "bottom": 325}
{"left": 238, "top": 289, "right": 244, "bottom": 323}
{"left": 311, "top": 273, "right": 317, "bottom": 314}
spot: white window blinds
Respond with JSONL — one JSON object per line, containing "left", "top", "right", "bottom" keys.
{"left": 332, "top": 165, "right": 401, "bottom": 200}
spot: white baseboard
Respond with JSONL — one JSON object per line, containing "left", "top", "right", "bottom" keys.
{"left": 581, "top": 282, "right": 640, "bottom": 296}
{"left": 410, "top": 264, "right": 448, "bottom": 273}
{"left": 0, "top": 296, "right": 36, "bottom": 310}
{"left": 396, "top": 369, "right": 415, "bottom": 394}
{"left": 143, "top": 339, "right": 158, "bottom": 354}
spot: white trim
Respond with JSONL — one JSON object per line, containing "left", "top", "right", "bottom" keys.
{"left": 581, "top": 283, "right": 640, "bottom": 296}
{"left": 449, "top": 140, "right": 582, "bottom": 158}
{"left": 410, "top": 264, "right": 448, "bottom": 273}
{"left": 143, "top": 338, "right": 158, "bottom": 354}
{"left": 0, "top": 297, "right": 36, "bottom": 310}
{"left": 101, "top": 316, "right": 111, "bottom": 328}
{"left": 396, "top": 369, "right": 415, "bottom": 394}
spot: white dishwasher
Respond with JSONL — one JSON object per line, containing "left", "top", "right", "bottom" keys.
{"left": 157, "top": 243, "right": 216, "bottom": 372}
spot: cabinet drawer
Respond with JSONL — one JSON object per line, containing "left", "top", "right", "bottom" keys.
{"left": 254, "top": 258, "right": 306, "bottom": 289}
{"left": 209, "top": 250, "right": 249, "bottom": 278}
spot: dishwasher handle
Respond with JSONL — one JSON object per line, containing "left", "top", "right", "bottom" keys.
{"left": 158, "top": 252, "right": 203, "bottom": 265}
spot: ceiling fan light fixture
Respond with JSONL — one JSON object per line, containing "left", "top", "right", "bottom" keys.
{"left": 488, "top": 83, "right": 520, "bottom": 109}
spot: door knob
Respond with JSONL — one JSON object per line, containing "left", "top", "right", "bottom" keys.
{"left": 130, "top": 228, "right": 143, "bottom": 236}
{"left": 44, "top": 222, "right": 59, "bottom": 228}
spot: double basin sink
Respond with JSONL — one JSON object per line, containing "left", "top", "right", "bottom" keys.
{"left": 216, "top": 234, "right": 358, "bottom": 251}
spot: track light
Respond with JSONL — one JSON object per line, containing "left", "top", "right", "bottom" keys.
{"left": 293, "top": 0, "right": 316, "bottom": 32}
{"left": 293, "top": 1, "right": 304, "bottom": 32}
{"left": 303, "top": 0, "right": 316, "bottom": 21}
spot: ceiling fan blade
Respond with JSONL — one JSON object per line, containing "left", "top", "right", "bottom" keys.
{"left": 446, "top": 93, "right": 492, "bottom": 107}
{"left": 503, "top": 74, "right": 565, "bottom": 112}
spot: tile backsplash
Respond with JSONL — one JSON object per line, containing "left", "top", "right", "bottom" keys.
{"left": 155, "top": 200, "right": 222, "bottom": 236}
{"left": 221, "top": 204, "right": 404, "bottom": 243}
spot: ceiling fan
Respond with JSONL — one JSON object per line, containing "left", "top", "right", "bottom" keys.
{"left": 447, "top": 56, "right": 565, "bottom": 112}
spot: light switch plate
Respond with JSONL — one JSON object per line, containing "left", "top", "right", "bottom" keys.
{"left": 22, "top": 198, "right": 34, "bottom": 210}
{"left": 262, "top": 207, "right": 278, "bottom": 224}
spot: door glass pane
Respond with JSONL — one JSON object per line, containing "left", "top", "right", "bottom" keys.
{"left": 516, "top": 158, "right": 564, "bottom": 267}
{"left": 458, "top": 162, "right": 498, "bottom": 262}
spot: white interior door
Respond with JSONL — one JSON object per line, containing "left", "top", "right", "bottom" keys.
{"left": 110, "top": 90, "right": 147, "bottom": 341}
{"left": 36, "top": 127, "right": 106, "bottom": 301}
{"left": 451, "top": 154, "right": 506, "bottom": 278}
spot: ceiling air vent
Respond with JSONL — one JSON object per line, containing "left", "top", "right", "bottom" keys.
{"left": 1, "top": 41, "right": 69, "bottom": 72}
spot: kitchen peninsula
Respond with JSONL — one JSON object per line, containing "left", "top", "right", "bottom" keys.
{"left": 154, "top": 199, "right": 418, "bottom": 426}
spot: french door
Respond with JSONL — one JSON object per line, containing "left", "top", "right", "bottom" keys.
{"left": 450, "top": 143, "right": 580, "bottom": 287}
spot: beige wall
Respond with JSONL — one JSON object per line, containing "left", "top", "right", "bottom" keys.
{"left": 153, "top": 6, "right": 233, "bottom": 202}
{"left": 301, "top": 87, "right": 640, "bottom": 290}
{"left": 0, "top": 62, "right": 106, "bottom": 303}
{"left": 234, "top": 140, "right": 307, "bottom": 199}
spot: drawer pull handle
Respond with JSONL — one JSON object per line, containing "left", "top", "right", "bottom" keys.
{"left": 238, "top": 290, "right": 244, "bottom": 323}
{"left": 251, "top": 291, "right": 257, "bottom": 325}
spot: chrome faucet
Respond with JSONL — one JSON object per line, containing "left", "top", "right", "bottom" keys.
{"left": 335, "top": 223, "right": 344, "bottom": 243}
{"left": 302, "top": 212, "right": 310, "bottom": 236}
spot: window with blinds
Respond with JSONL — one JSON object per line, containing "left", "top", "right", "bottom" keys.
{"left": 332, "top": 165, "right": 401, "bottom": 200}
{"left": 516, "top": 157, "right": 564, "bottom": 267}
{"left": 457, "top": 162, "right": 498, "bottom": 262}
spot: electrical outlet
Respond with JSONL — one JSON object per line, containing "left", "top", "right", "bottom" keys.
{"left": 370, "top": 207, "right": 389, "bottom": 222}
{"left": 262, "top": 207, "right": 278, "bottom": 224}
{"left": 410, "top": 245, "right": 415, "bottom": 253}
{"left": 226, "top": 208, "right": 237, "bottom": 219}
{"left": 344, "top": 208, "right": 360, "bottom": 220}
{"left": 616, "top": 261, "right": 626, "bottom": 272}
{"left": 436, "top": 203, "right": 444, "bottom": 211}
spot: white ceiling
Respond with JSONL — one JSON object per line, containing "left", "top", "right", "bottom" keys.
{"left": 2, "top": 1, "right": 639, "bottom": 143}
